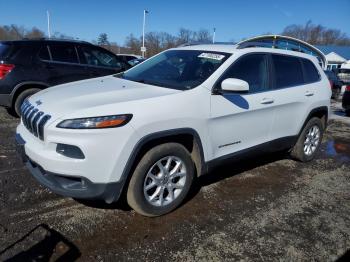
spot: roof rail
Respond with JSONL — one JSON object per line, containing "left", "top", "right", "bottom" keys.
{"left": 177, "top": 41, "right": 213, "bottom": 48}
{"left": 236, "top": 35, "right": 327, "bottom": 68}
{"left": 236, "top": 41, "right": 276, "bottom": 49}
{"left": 17, "top": 37, "right": 91, "bottom": 44}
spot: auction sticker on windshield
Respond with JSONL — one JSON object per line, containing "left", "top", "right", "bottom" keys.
{"left": 198, "top": 53, "right": 225, "bottom": 61}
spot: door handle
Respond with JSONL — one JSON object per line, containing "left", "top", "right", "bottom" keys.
{"left": 305, "top": 91, "right": 314, "bottom": 97}
{"left": 260, "top": 98, "right": 274, "bottom": 104}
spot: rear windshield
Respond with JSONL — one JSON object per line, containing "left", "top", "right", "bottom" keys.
{"left": 0, "top": 43, "right": 12, "bottom": 58}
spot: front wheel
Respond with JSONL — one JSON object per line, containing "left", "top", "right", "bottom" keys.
{"left": 127, "top": 143, "right": 195, "bottom": 217}
{"left": 290, "top": 117, "right": 324, "bottom": 162}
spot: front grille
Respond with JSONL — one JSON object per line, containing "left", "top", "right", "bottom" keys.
{"left": 20, "top": 100, "right": 51, "bottom": 141}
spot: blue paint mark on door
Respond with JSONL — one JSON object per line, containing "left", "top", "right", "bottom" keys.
{"left": 222, "top": 94, "right": 249, "bottom": 109}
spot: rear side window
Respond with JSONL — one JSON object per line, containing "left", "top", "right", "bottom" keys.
{"left": 220, "top": 54, "right": 269, "bottom": 93}
{"left": 49, "top": 44, "right": 79, "bottom": 63}
{"left": 80, "top": 46, "right": 122, "bottom": 68}
{"left": 0, "top": 43, "right": 12, "bottom": 58}
{"left": 302, "top": 59, "right": 320, "bottom": 83}
{"left": 124, "top": 55, "right": 136, "bottom": 62}
{"left": 272, "top": 54, "right": 304, "bottom": 88}
{"left": 38, "top": 46, "right": 50, "bottom": 60}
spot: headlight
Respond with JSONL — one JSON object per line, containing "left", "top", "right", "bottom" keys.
{"left": 57, "top": 114, "right": 132, "bottom": 129}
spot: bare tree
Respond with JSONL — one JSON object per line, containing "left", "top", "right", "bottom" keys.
{"left": 25, "top": 27, "right": 45, "bottom": 39}
{"left": 177, "top": 28, "right": 195, "bottom": 45}
{"left": 124, "top": 33, "right": 142, "bottom": 54}
{"left": 282, "top": 20, "right": 350, "bottom": 45}
{"left": 195, "top": 29, "right": 212, "bottom": 43}
{"left": 0, "top": 24, "right": 47, "bottom": 40}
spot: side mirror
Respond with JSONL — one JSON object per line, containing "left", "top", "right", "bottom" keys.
{"left": 221, "top": 78, "right": 249, "bottom": 92}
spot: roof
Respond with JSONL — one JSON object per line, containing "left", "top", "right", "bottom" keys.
{"left": 316, "top": 45, "right": 350, "bottom": 60}
{"left": 325, "top": 52, "right": 347, "bottom": 63}
{"left": 0, "top": 38, "right": 91, "bottom": 45}
{"left": 176, "top": 44, "right": 320, "bottom": 63}
{"left": 178, "top": 44, "right": 237, "bottom": 53}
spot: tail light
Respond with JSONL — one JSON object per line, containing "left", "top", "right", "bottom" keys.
{"left": 346, "top": 85, "right": 350, "bottom": 92}
{"left": 0, "top": 64, "right": 15, "bottom": 80}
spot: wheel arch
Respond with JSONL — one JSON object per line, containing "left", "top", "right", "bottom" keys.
{"left": 10, "top": 81, "right": 49, "bottom": 107}
{"left": 113, "top": 128, "right": 207, "bottom": 203}
{"left": 299, "top": 106, "right": 328, "bottom": 136}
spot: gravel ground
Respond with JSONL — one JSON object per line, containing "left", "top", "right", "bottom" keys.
{"left": 0, "top": 105, "right": 349, "bottom": 261}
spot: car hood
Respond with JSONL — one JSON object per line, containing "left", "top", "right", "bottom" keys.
{"left": 28, "top": 75, "right": 181, "bottom": 120}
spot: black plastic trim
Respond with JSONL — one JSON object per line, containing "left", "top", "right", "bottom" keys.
{"left": 26, "top": 159, "right": 121, "bottom": 203}
{"left": 116, "top": 128, "right": 207, "bottom": 201}
{"left": 298, "top": 106, "right": 329, "bottom": 134}
{"left": 207, "top": 135, "right": 298, "bottom": 170}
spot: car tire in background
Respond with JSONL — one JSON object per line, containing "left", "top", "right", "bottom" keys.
{"left": 127, "top": 143, "right": 195, "bottom": 217}
{"left": 13, "top": 88, "right": 41, "bottom": 117}
{"left": 290, "top": 117, "right": 324, "bottom": 162}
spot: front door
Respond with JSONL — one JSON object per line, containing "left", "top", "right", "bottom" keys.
{"left": 209, "top": 53, "right": 275, "bottom": 160}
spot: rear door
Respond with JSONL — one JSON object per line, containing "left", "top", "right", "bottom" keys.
{"left": 268, "top": 54, "right": 320, "bottom": 140}
{"left": 209, "top": 53, "right": 275, "bottom": 159}
{"left": 78, "top": 45, "right": 127, "bottom": 78}
{"left": 41, "top": 43, "right": 89, "bottom": 85}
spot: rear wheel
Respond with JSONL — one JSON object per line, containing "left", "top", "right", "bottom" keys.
{"left": 13, "top": 88, "right": 41, "bottom": 117}
{"left": 290, "top": 117, "right": 324, "bottom": 162}
{"left": 127, "top": 143, "right": 195, "bottom": 217}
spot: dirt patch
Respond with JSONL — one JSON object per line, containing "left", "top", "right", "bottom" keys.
{"left": 0, "top": 107, "right": 349, "bottom": 261}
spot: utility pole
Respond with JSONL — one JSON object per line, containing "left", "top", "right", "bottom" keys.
{"left": 47, "top": 10, "right": 51, "bottom": 38}
{"left": 141, "top": 10, "right": 149, "bottom": 57}
{"left": 213, "top": 28, "right": 216, "bottom": 44}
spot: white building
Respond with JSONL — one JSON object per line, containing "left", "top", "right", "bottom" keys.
{"left": 325, "top": 52, "right": 347, "bottom": 70}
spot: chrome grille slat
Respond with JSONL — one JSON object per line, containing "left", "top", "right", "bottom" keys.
{"left": 21, "top": 102, "right": 51, "bottom": 141}
{"left": 23, "top": 106, "right": 34, "bottom": 129}
{"left": 38, "top": 115, "right": 51, "bottom": 140}
{"left": 21, "top": 104, "right": 30, "bottom": 117}
{"left": 28, "top": 109, "right": 39, "bottom": 133}
{"left": 32, "top": 112, "right": 44, "bottom": 137}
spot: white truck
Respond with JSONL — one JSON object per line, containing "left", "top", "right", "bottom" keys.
{"left": 16, "top": 44, "right": 331, "bottom": 216}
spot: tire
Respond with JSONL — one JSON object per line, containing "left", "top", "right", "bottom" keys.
{"left": 345, "top": 110, "right": 350, "bottom": 117}
{"left": 290, "top": 117, "right": 324, "bottom": 162}
{"left": 127, "top": 143, "right": 195, "bottom": 217}
{"left": 13, "top": 88, "right": 41, "bottom": 117}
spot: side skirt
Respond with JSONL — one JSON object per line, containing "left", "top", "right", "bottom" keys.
{"left": 206, "top": 136, "right": 298, "bottom": 171}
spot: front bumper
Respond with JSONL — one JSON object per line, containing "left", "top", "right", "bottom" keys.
{"left": 0, "top": 94, "right": 11, "bottom": 107}
{"left": 15, "top": 133, "right": 123, "bottom": 203}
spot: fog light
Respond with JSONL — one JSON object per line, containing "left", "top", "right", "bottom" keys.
{"left": 56, "top": 144, "right": 85, "bottom": 159}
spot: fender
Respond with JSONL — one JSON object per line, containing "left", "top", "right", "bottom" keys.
{"left": 298, "top": 106, "right": 329, "bottom": 136}
{"left": 112, "top": 128, "right": 207, "bottom": 202}
{"left": 10, "top": 81, "right": 49, "bottom": 103}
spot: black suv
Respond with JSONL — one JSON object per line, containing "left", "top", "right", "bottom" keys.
{"left": 0, "top": 39, "right": 131, "bottom": 116}
{"left": 324, "top": 70, "right": 343, "bottom": 99}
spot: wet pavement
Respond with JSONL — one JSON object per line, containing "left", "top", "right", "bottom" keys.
{"left": 0, "top": 106, "right": 349, "bottom": 261}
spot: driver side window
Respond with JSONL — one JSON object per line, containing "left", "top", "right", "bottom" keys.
{"left": 81, "top": 46, "right": 123, "bottom": 69}
{"left": 219, "top": 54, "right": 269, "bottom": 93}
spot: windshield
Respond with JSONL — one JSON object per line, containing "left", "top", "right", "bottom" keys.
{"left": 117, "top": 50, "right": 230, "bottom": 90}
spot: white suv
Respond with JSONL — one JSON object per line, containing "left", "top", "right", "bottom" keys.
{"left": 16, "top": 44, "right": 331, "bottom": 216}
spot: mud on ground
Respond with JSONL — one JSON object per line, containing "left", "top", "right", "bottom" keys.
{"left": 0, "top": 108, "right": 349, "bottom": 261}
